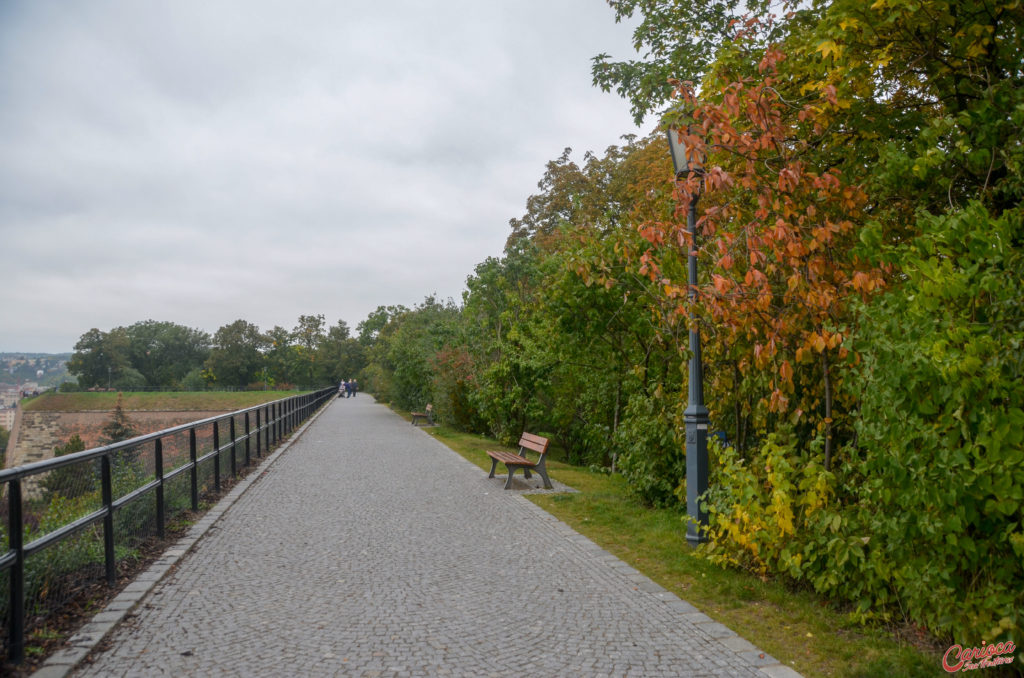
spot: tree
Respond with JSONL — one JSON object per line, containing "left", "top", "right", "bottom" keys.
{"left": 205, "top": 320, "right": 267, "bottom": 388}
{"left": 264, "top": 325, "right": 298, "bottom": 387}
{"left": 591, "top": 0, "right": 779, "bottom": 123}
{"left": 612, "top": 0, "right": 1024, "bottom": 653}
{"left": 356, "top": 305, "right": 409, "bottom": 346}
{"left": 292, "top": 314, "right": 326, "bottom": 387}
{"left": 68, "top": 321, "right": 210, "bottom": 390}
{"left": 121, "top": 320, "right": 210, "bottom": 389}
{"left": 100, "top": 393, "right": 139, "bottom": 445}
{"left": 68, "top": 327, "right": 129, "bottom": 389}
{"left": 365, "top": 297, "right": 460, "bottom": 411}
{"left": 317, "top": 320, "right": 366, "bottom": 384}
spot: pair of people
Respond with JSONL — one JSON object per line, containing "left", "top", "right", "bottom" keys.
{"left": 339, "top": 379, "right": 358, "bottom": 398}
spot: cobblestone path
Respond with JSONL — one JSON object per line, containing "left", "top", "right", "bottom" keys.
{"left": 68, "top": 396, "right": 799, "bottom": 678}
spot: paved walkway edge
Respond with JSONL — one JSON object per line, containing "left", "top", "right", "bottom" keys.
{"left": 30, "top": 401, "right": 335, "bottom": 678}
{"left": 428, "top": 435, "right": 804, "bottom": 678}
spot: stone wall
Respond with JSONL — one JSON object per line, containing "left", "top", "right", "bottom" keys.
{"left": 5, "top": 408, "right": 237, "bottom": 470}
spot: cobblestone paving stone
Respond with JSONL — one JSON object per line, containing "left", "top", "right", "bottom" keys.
{"left": 69, "top": 396, "right": 801, "bottom": 678}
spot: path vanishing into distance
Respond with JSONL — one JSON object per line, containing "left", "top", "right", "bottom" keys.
{"left": 48, "top": 395, "right": 802, "bottom": 678}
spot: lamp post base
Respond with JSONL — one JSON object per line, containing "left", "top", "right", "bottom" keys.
{"left": 685, "top": 404, "right": 709, "bottom": 546}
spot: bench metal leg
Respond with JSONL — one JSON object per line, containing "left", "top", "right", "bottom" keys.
{"left": 503, "top": 466, "right": 518, "bottom": 489}
{"left": 488, "top": 457, "right": 499, "bottom": 479}
{"left": 535, "top": 467, "right": 553, "bottom": 490}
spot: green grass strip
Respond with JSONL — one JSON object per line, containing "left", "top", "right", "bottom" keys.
{"left": 421, "top": 422, "right": 944, "bottom": 678}
{"left": 22, "top": 391, "right": 298, "bottom": 412}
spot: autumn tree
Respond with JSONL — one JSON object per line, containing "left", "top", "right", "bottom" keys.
{"left": 616, "top": 0, "right": 1024, "bottom": 654}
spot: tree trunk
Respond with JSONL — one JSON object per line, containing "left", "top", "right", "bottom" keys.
{"left": 821, "top": 350, "right": 833, "bottom": 472}
{"left": 612, "top": 378, "right": 621, "bottom": 473}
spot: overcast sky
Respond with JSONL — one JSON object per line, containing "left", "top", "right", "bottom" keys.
{"left": 0, "top": 1, "right": 649, "bottom": 354}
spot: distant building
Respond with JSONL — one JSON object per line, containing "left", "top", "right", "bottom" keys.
{"left": 0, "top": 388, "right": 19, "bottom": 408}
{"left": 0, "top": 407, "right": 15, "bottom": 431}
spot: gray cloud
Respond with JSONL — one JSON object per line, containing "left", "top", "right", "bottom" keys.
{"left": 0, "top": 0, "right": 643, "bottom": 353}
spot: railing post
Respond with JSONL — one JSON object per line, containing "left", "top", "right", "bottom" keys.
{"left": 155, "top": 439, "right": 164, "bottom": 539}
{"left": 229, "top": 416, "right": 237, "bottom": 478}
{"left": 244, "top": 411, "right": 251, "bottom": 467}
{"left": 8, "top": 478, "right": 25, "bottom": 665}
{"left": 189, "top": 427, "right": 198, "bottom": 511}
{"left": 255, "top": 409, "right": 262, "bottom": 458}
{"left": 273, "top": 403, "right": 279, "bottom": 443}
{"left": 213, "top": 421, "right": 221, "bottom": 492}
{"left": 101, "top": 455, "right": 116, "bottom": 586}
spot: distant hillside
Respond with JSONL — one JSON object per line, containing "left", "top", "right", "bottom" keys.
{"left": 0, "top": 352, "right": 72, "bottom": 388}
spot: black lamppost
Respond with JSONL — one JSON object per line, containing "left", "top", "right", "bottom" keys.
{"left": 667, "top": 126, "right": 709, "bottom": 546}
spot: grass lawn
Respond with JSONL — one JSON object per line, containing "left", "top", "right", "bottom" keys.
{"left": 22, "top": 391, "right": 299, "bottom": 412}
{"left": 415, "top": 421, "right": 947, "bottom": 678}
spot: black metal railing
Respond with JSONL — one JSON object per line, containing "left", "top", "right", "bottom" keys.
{"left": 0, "top": 386, "right": 336, "bottom": 664}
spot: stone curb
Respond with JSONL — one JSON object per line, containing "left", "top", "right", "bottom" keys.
{"left": 30, "top": 399, "right": 335, "bottom": 678}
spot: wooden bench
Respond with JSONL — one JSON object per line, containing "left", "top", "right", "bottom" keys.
{"left": 410, "top": 404, "right": 434, "bottom": 426}
{"left": 486, "top": 432, "right": 553, "bottom": 490}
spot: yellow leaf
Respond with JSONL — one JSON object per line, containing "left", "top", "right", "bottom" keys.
{"left": 967, "top": 41, "right": 989, "bottom": 58}
{"left": 816, "top": 40, "right": 841, "bottom": 60}
{"left": 800, "top": 80, "right": 829, "bottom": 96}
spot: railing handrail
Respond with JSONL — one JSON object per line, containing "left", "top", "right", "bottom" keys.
{"left": 0, "top": 392, "right": 316, "bottom": 483}
{"left": 0, "top": 385, "right": 337, "bottom": 665}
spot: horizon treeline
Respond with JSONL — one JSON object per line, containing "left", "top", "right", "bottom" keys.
{"left": 67, "top": 315, "right": 368, "bottom": 391}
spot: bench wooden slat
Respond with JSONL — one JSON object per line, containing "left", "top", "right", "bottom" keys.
{"left": 518, "top": 432, "right": 549, "bottom": 454}
{"left": 486, "top": 450, "right": 537, "bottom": 467}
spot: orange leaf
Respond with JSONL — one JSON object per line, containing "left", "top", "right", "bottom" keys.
{"left": 780, "top": 360, "right": 794, "bottom": 385}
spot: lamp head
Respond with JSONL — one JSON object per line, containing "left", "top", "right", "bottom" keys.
{"left": 666, "top": 126, "right": 704, "bottom": 178}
